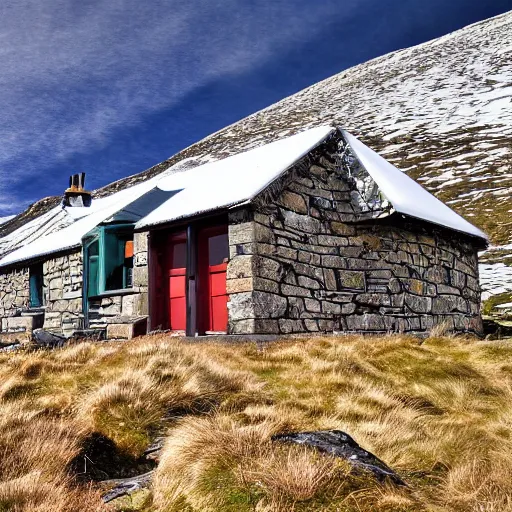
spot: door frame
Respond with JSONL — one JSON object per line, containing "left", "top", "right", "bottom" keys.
{"left": 148, "top": 215, "right": 229, "bottom": 336}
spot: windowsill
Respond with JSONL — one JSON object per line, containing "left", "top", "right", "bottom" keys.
{"left": 22, "top": 307, "right": 46, "bottom": 315}
{"left": 88, "top": 288, "right": 138, "bottom": 299}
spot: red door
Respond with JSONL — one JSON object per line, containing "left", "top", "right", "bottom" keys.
{"left": 198, "top": 226, "right": 229, "bottom": 333}
{"left": 167, "top": 235, "right": 187, "bottom": 331}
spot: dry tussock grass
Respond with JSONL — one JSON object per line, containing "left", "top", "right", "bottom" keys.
{"left": 151, "top": 334, "right": 512, "bottom": 511}
{"left": 0, "top": 337, "right": 258, "bottom": 511}
{"left": 1, "top": 334, "right": 512, "bottom": 510}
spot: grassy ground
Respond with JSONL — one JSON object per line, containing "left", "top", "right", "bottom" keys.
{"left": 1, "top": 333, "right": 512, "bottom": 511}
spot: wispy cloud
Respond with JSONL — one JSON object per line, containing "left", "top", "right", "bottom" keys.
{"left": 0, "top": 0, "right": 350, "bottom": 214}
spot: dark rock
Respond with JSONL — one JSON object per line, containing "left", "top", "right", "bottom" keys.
{"left": 483, "top": 319, "right": 512, "bottom": 338}
{"left": 101, "top": 471, "right": 154, "bottom": 503}
{"left": 69, "top": 329, "right": 105, "bottom": 342}
{"left": 272, "top": 430, "right": 405, "bottom": 485}
{"left": 143, "top": 437, "right": 165, "bottom": 462}
{"left": 32, "top": 328, "right": 66, "bottom": 348}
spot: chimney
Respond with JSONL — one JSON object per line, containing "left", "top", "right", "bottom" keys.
{"left": 63, "top": 172, "right": 92, "bottom": 207}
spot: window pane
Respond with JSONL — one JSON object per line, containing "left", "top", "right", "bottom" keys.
{"left": 87, "top": 240, "right": 100, "bottom": 297}
{"left": 208, "top": 233, "right": 228, "bottom": 266}
{"left": 172, "top": 242, "right": 186, "bottom": 269}
{"left": 104, "top": 231, "right": 134, "bottom": 291}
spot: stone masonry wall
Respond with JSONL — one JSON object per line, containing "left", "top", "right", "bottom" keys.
{"left": 226, "top": 139, "right": 482, "bottom": 335}
{"left": 43, "top": 251, "right": 84, "bottom": 335}
{"left": 0, "top": 267, "right": 30, "bottom": 318}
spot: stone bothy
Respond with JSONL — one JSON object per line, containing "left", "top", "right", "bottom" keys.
{"left": 0, "top": 126, "right": 488, "bottom": 339}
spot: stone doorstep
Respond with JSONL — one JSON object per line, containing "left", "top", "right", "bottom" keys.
{"left": 106, "top": 317, "right": 148, "bottom": 340}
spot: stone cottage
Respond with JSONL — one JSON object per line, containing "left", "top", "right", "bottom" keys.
{"left": 0, "top": 126, "right": 488, "bottom": 339}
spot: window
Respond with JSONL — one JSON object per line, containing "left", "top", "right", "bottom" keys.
{"left": 29, "top": 263, "right": 44, "bottom": 308}
{"left": 84, "top": 225, "right": 134, "bottom": 297}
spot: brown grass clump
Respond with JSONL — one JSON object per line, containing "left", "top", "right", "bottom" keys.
{"left": 2, "top": 333, "right": 512, "bottom": 511}
{"left": 0, "top": 336, "right": 257, "bottom": 510}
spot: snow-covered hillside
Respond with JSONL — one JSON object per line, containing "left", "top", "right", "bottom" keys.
{"left": 0, "top": 216, "right": 14, "bottom": 226}
{"left": 2, "top": 11, "right": 511, "bottom": 301}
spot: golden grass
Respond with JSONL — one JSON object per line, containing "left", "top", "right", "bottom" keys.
{"left": 1, "top": 334, "right": 512, "bottom": 510}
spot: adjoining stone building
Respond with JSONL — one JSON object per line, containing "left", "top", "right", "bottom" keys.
{"left": 0, "top": 126, "right": 488, "bottom": 339}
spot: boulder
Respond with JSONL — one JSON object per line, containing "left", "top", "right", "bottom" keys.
{"left": 272, "top": 430, "right": 405, "bottom": 485}
{"left": 32, "top": 328, "right": 66, "bottom": 348}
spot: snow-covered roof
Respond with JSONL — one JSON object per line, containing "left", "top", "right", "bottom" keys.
{"left": 341, "top": 130, "right": 488, "bottom": 242}
{"left": 0, "top": 123, "right": 486, "bottom": 268}
{"left": 134, "top": 126, "right": 335, "bottom": 229}
{"left": 0, "top": 177, "right": 163, "bottom": 267}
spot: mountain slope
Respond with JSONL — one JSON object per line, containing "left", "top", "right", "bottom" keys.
{"left": 2, "top": 11, "right": 511, "bottom": 298}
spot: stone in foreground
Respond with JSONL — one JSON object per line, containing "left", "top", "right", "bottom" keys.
{"left": 272, "top": 429, "right": 405, "bottom": 485}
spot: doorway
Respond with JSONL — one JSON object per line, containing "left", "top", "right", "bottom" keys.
{"left": 150, "top": 222, "right": 229, "bottom": 335}
{"left": 197, "top": 225, "right": 229, "bottom": 334}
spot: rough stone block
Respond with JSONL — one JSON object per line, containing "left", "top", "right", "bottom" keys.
{"left": 304, "top": 298, "right": 321, "bottom": 312}
{"left": 281, "top": 284, "right": 311, "bottom": 298}
{"left": 253, "top": 319, "right": 279, "bottom": 334}
{"left": 106, "top": 323, "right": 134, "bottom": 340}
{"left": 254, "top": 257, "right": 281, "bottom": 281}
{"left": 322, "top": 301, "right": 341, "bottom": 314}
{"left": 346, "top": 314, "right": 390, "bottom": 331}
{"left": 281, "top": 210, "right": 321, "bottom": 234}
{"left": 331, "top": 221, "right": 355, "bottom": 236}
{"left": 228, "top": 318, "right": 255, "bottom": 334}
{"left": 253, "top": 278, "right": 279, "bottom": 294}
{"left": 134, "top": 232, "right": 148, "bottom": 252}
{"left": 321, "top": 255, "right": 346, "bottom": 268}
{"left": 317, "top": 235, "right": 349, "bottom": 247}
{"left": 338, "top": 270, "right": 365, "bottom": 291}
{"left": 279, "top": 319, "right": 304, "bottom": 334}
{"left": 276, "top": 246, "right": 298, "bottom": 261}
{"left": 432, "top": 296, "right": 456, "bottom": 314}
{"left": 405, "top": 295, "right": 432, "bottom": 313}
{"left": 297, "top": 275, "right": 321, "bottom": 290}
{"left": 227, "top": 255, "right": 253, "bottom": 279}
{"left": 280, "top": 191, "right": 308, "bottom": 214}
{"left": 402, "top": 279, "right": 424, "bottom": 295}
{"left": 356, "top": 293, "right": 391, "bottom": 307}
{"left": 49, "top": 288, "right": 62, "bottom": 301}
{"left": 304, "top": 319, "right": 319, "bottom": 331}
{"left": 229, "top": 222, "right": 254, "bottom": 245}
{"left": 227, "top": 278, "right": 253, "bottom": 294}
{"left": 133, "top": 265, "right": 148, "bottom": 287}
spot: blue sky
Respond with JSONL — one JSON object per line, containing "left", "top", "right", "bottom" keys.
{"left": 0, "top": 1, "right": 510, "bottom": 216}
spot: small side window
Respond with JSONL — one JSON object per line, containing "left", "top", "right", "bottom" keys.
{"left": 29, "top": 263, "right": 44, "bottom": 308}
{"left": 86, "top": 239, "right": 100, "bottom": 297}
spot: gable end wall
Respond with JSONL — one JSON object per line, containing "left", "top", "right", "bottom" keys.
{"left": 227, "top": 142, "right": 482, "bottom": 335}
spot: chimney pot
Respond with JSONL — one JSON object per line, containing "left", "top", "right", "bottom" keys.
{"left": 63, "top": 172, "right": 91, "bottom": 207}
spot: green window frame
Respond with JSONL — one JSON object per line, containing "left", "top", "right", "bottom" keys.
{"left": 84, "top": 225, "right": 134, "bottom": 298}
{"left": 29, "top": 263, "right": 44, "bottom": 308}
